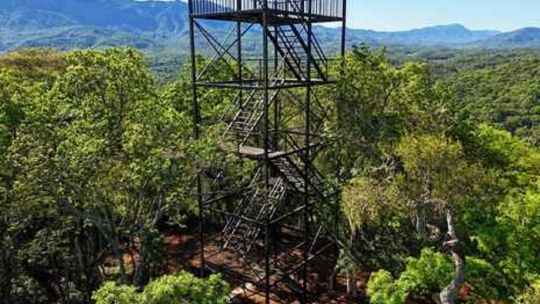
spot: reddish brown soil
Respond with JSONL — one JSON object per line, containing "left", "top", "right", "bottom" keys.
{"left": 160, "top": 232, "right": 363, "bottom": 304}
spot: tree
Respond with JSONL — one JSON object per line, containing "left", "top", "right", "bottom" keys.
{"left": 396, "top": 134, "right": 488, "bottom": 304}
{"left": 0, "top": 48, "right": 251, "bottom": 303}
{"left": 327, "top": 45, "right": 434, "bottom": 179}
{"left": 330, "top": 46, "right": 471, "bottom": 301}
{"left": 339, "top": 176, "right": 410, "bottom": 297}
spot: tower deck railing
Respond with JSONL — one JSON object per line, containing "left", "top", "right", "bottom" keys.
{"left": 191, "top": 0, "right": 344, "bottom": 19}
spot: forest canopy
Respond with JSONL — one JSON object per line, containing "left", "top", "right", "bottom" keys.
{"left": 0, "top": 47, "right": 539, "bottom": 303}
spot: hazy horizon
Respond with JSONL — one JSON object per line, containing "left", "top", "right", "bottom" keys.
{"left": 343, "top": 0, "right": 538, "bottom": 32}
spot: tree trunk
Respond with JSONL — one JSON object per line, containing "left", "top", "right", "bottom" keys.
{"left": 416, "top": 183, "right": 433, "bottom": 240}
{"left": 346, "top": 273, "right": 358, "bottom": 298}
{"left": 329, "top": 264, "right": 340, "bottom": 292}
{"left": 0, "top": 252, "right": 12, "bottom": 304}
{"left": 440, "top": 208, "right": 466, "bottom": 304}
{"left": 112, "top": 240, "right": 128, "bottom": 284}
{"left": 133, "top": 241, "right": 147, "bottom": 288}
{"left": 415, "top": 198, "right": 427, "bottom": 239}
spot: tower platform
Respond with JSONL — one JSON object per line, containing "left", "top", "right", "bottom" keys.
{"left": 191, "top": 0, "right": 344, "bottom": 24}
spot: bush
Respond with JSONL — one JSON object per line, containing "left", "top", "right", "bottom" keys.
{"left": 92, "top": 272, "right": 230, "bottom": 304}
{"left": 367, "top": 248, "right": 505, "bottom": 304}
{"left": 92, "top": 282, "right": 140, "bottom": 304}
{"left": 367, "top": 248, "right": 451, "bottom": 304}
{"left": 142, "top": 272, "right": 230, "bottom": 304}
{"left": 517, "top": 280, "right": 540, "bottom": 304}
{"left": 367, "top": 270, "right": 408, "bottom": 304}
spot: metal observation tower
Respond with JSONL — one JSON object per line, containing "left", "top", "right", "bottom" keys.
{"left": 187, "top": 0, "right": 346, "bottom": 302}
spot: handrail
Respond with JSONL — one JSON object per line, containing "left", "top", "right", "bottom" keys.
{"left": 191, "top": 0, "right": 344, "bottom": 18}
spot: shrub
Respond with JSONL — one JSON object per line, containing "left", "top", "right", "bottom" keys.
{"left": 367, "top": 248, "right": 505, "bottom": 304}
{"left": 92, "top": 282, "right": 140, "bottom": 304}
{"left": 92, "top": 272, "right": 230, "bottom": 304}
{"left": 367, "top": 270, "right": 408, "bottom": 304}
{"left": 517, "top": 280, "right": 540, "bottom": 304}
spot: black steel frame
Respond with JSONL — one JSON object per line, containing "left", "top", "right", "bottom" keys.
{"left": 188, "top": 0, "right": 346, "bottom": 303}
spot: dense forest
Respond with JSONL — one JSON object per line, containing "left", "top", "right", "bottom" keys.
{"left": 1, "top": 46, "right": 540, "bottom": 304}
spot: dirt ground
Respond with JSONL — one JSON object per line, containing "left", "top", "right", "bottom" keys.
{"left": 161, "top": 232, "right": 365, "bottom": 303}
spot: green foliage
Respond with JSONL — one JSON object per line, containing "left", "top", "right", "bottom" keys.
{"left": 367, "top": 270, "right": 408, "bottom": 304}
{"left": 465, "top": 256, "right": 507, "bottom": 300}
{"left": 517, "top": 280, "right": 540, "bottom": 304}
{"left": 367, "top": 249, "right": 451, "bottom": 304}
{"left": 0, "top": 48, "right": 243, "bottom": 303}
{"left": 330, "top": 45, "right": 433, "bottom": 174}
{"left": 327, "top": 45, "right": 471, "bottom": 181}
{"left": 396, "top": 134, "right": 486, "bottom": 203}
{"left": 341, "top": 177, "right": 402, "bottom": 231}
{"left": 497, "top": 185, "right": 540, "bottom": 283}
{"left": 367, "top": 249, "right": 505, "bottom": 304}
{"left": 0, "top": 49, "right": 67, "bottom": 81}
{"left": 93, "top": 272, "right": 230, "bottom": 304}
{"left": 339, "top": 176, "right": 411, "bottom": 271}
{"left": 398, "top": 248, "right": 454, "bottom": 294}
{"left": 467, "top": 124, "right": 540, "bottom": 186}
{"left": 332, "top": 47, "right": 540, "bottom": 304}
{"left": 93, "top": 282, "right": 140, "bottom": 304}
{"left": 474, "top": 182, "right": 540, "bottom": 293}
{"left": 449, "top": 56, "right": 540, "bottom": 144}
{"left": 143, "top": 272, "right": 229, "bottom": 304}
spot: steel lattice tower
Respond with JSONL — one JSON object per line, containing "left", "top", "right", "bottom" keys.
{"left": 188, "top": 1, "right": 346, "bottom": 302}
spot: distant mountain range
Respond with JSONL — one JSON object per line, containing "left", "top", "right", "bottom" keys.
{"left": 474, "top": 27, "right": 540, "bottom": 49}
{"left": 1, "top": 0, "right": 539, "bottom": 53}
{"left": 340, "top": 24, "right": 500, "bottom": 47}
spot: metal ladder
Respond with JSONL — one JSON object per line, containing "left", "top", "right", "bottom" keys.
{"left": 223, "top": 176, "right": 287, "bottom": 258}
{"left": 269, "top": 0, "right": 329, "bottom": 81}
{"left": 274, "top": 24, "right": 328, "bottom": 81}
{"left": 224, "top": 58, "right": 288, "bottom": 146}
{"left": 270, "top": 153, "right": 334, "bottom": 200}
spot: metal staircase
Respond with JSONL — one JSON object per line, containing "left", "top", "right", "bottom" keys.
{"left": 223, "top": 175, "right": 287, "bottom": 257}
{"left": 270, "top": 154, "right": 334, "bottom": 200}
{"left": 224, "top": 1, "right": 328, "bottom": 146}
{"left": 226, "top": 85, "right": 283, "bottom": 146}
{"left": 268, "top": 0, "right": 329, "bottom": 82}
{"left": 270, "top": 24, "right": 328, "bottom": 82}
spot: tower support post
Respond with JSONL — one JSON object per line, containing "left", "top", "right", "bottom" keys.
{"left": 188, "top": 0, "right": 205, "bottom": 277}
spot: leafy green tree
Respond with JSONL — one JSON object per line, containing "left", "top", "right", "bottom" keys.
{"left": 330, "top": 46, "right": 485, "bottom": 301}
{"left": 339, "top": 176, "right": 411, "bottom": 296}
{"left": 396, "top": 134, "right": 488, "bottom": 304}
{"left": 473, "top": 182, "right": 540, "bottom": 294}
{"left": 0, "top": 48, "right": 251, "bottom": 303}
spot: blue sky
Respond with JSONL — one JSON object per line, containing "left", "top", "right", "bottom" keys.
{"left": 347, "top": 0, "right": 539, "bottom": 31}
